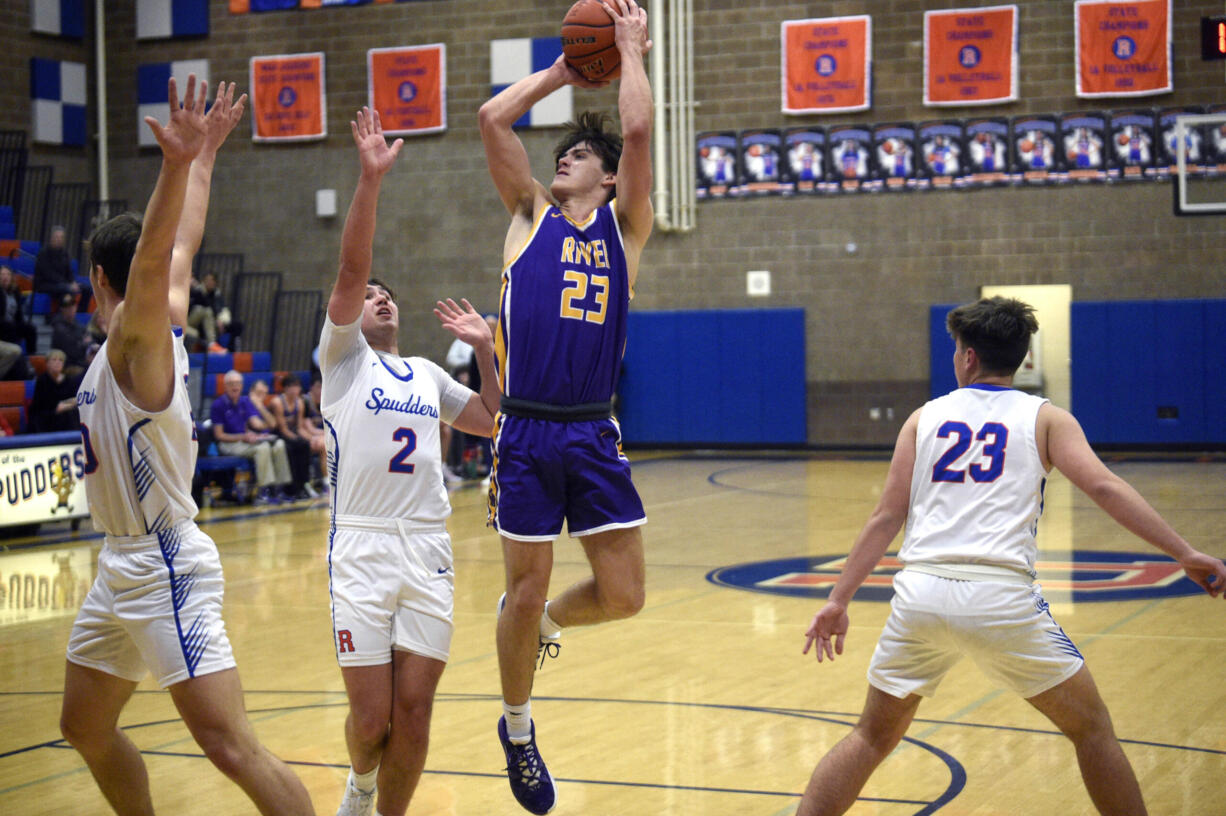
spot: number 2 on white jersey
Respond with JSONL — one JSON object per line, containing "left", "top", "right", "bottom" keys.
{"left": 389, "top": 427, "right": 417, "bottom": 474}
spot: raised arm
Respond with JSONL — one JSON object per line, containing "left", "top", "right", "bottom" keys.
{"left": 168, "top": 82, "right": 247, "bottom": 327}
{"left": 803, "top": 410, "right": 919, "bottom": 661}
{"left": 479, "top": 58, "right": 603, "bottom": 217}
{"left": 434, "top": 298, "right": 499, "bottom": 437}
{"left": 606, "top": 0, "right": 654, "bottom": 249}
{"left": 108, "top": 76, "right": 206, "bottom": 412}
{"left": 1042, "top": 404, "right": 1226, "bottom": 596}
{"left": 329, "top": 108, "right": 402, "bottom": 327}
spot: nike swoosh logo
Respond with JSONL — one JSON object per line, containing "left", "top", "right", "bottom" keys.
{"left": 437, "top": 567, "right": 449, "bottom": 574}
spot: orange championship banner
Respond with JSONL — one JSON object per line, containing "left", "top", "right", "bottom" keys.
{"left": 249, "top": 52, "right": 326, "bottom": 142}
{"left": 1075, "top": 0, "right": 1171, "bottom": 98}
{"left": 782, "top": 16, "right": 871, "bottom": 115}
{"left": 924, "top": 6, "right": 1018, "bottom": 106}
{"left": 368, "top": 44, "right": 446, "bottom": 136}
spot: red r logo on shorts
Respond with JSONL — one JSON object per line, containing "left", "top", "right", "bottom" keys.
{"left": 337, "top": 629, "right": 355, "bottom": 653}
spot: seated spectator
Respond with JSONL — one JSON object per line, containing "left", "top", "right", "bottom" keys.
{"left": 247, "top": 379, "right": 278, "bottom": 429}
{"left": 33, "top": 226, "right": 91, "bottom": 309}
{"left": 0, "top": 339, "right": 32, "bottom": 381}
{"left": 269, "top": 373, "right": 315, "bottom": 499}
{"left": 50, "top": 293, "right": 95, "bottom": 376}
{"left": 187, "top": 271, "right": 241, "bottom": 352}
{"left": 28, "top": 349, "right": 80, "bottom": 433}
{"left": 303, "top": 377, "right": 328, "bottom": 491}
{"left": 0, "top": 264, "right": 37, "bottom": 354}
{"left": 209, "top": 369, "right": 293, "bottom": 504}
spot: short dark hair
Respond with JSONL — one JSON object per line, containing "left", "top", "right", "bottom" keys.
{"left": 368, "top": 277, "right": 396, "bottom": 303}
{"left": 279, "top": 372, "right": 300, "bottom": 390}
{"left": 554, "top": 111, "right": 622, "bottom": 202}
{"left": 87, "top": 212, "right": 143, "bottom": 298}
{"left": 946, "top": 296, "right": 1038, "bottom": 376}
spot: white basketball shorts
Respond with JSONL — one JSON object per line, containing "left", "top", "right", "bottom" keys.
{"left": 328, "top": 516, "right": 454, "bottom": 666}
{"left": 66, "top": 521, "right": 236, "bottom": 688}
{"left": 867, "top": 569, "right": 1084, "bottom": 700}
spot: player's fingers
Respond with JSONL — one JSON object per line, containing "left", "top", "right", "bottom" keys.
{"left": 350, "top": 119, "right": 360, "bottom": 142}
{"left": 233, "top": 93, "right": 248, "bottom": 119}
{"left": 389, "top": 138, "right": 404, "bottom": 159}
{"left": 371, "top": 107, "right": 383, "bottom": 133}
{"left": 802, "top": 633, "right": 814, "bottom": 655}
{"left": 195, "top": 78, "right": 208, "bottom": 111}
{"left": 835, "top": 632, "right": 845, "bottom": 654}
{"left": 167, "top": 77, "right": 181, "bottom": 111}
{"left": 144, "top": 117, "right": 164, "bottom": 139}
{"left": 459, "top": 298, "right": 477, "bottom": 314}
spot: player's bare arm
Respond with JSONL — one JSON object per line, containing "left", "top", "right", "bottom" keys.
{"left": 803, "top": 409, "right": 919, "bottom": 661}
{"left": 479, "top": 59, "right": 603, "bottom": 219}
{"left": 1040, "top": 403, "right": 1226, "bottom": 597}
{"left": 330, "top": 107, "right": 403, "bottom": 326}
{"left": 109, "top": 75, "right": 207, "bottom": 413}
{"left": 169, "top": 81, "right": 246, "bottom": 326}
{"left": 605, "top": 0, "right": 654, "bottom": 281}
{"left": 433, "top": 297, "right": 499, "bottom": 437}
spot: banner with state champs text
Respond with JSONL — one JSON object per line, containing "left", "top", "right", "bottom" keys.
{"left": 250, "top": 52, "right": 326, "bottom": 142}
{"left": 1075, "top": 0, "right": 1171, "bottom": 98}
{"left": 782, "top": 16, "right": 871, "bottom": 115}
{"left": 368, "top": 45, "right": 446, "bottom": 136}
{"left": 924, "top": 5, "right": 1018, "bottom": 106}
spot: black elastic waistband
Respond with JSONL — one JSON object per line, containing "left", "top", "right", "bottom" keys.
{"left": 500, "top": 396, "right": 613, "bottom": 422}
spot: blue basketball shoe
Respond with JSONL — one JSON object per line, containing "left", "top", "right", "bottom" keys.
{"left": 498, "top": 716, "right": 556, "bottom": 814}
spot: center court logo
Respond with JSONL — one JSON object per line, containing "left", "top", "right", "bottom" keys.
{"left": 707, "top": 551, "right": 1207, "bottom": 602}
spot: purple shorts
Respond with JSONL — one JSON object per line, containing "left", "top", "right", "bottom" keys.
{"left": 488, "top": 414, "right": 646, "bottom": 541}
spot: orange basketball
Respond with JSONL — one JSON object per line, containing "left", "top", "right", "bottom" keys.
{"left": 562, "top": 0, "right": 620, "bottom": 81}
{"left": 1019, "top": 139, "right": 1034, "bottom": 153}
{"left": 1118, "top": 132, "right": 1131, "bottom": 146}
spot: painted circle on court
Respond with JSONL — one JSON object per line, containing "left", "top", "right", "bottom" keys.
{"left": 707, "top": 550, "right": 1209, "bottom": 602}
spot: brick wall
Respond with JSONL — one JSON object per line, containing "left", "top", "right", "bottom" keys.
{"left": 90, "top": 1, "right": 1226, "bottom": 445}
{"left": 1, "top": 4, "right": 92, "bottom": 208}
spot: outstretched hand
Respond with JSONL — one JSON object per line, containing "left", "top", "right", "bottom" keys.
{"left": 802, "top": 602, "right": 849, "bottom": 663}
{"left": 144, "top": 75, "right": 208, "bottom": 166}
{"left": 603, "top": 0, "right": 652, "bottom": 60}
{"left": 202, "top": 81, "right": 247, "bottom": 155}
{"left": 351, "top": 106, "right": 403, "bottom": 179}
{"left": 434, "top": 298, "right": 492, "bottom": 349}
{"left": 1180, "top": 551, "right": 1226, "bottom": 598}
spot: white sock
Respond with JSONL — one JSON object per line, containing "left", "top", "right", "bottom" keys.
{"left": 350, "top": 764, "right": 378, "bottom": 793}
{"left": 503, "top": 700, "right": 532, "bottom": 743}
{"left": 540, "top": 602, "right": 562, "bottom": 639}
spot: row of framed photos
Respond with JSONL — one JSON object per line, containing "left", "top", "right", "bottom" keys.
{"left": 698, "top": 104, "right": 1226, "bottom": 197}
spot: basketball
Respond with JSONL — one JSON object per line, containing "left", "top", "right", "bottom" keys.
{"left": 1019, "top": 139, "right": 1034, "bottom": 153}
{"left": 881, "top": 141, "right": 894, "bottom": 154}
{"left": 1118, "top": 132, "right": 1131, "bottom": 146}
{"left": 562, "top": 0, "right": 621, "bottom": 81}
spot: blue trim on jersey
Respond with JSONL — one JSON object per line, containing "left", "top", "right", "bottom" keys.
{"left": 324, "top": 418, "right": 340, "bottom": 655}
{"left": 963, "top": 384, "right": 1011, "bottom": 392}
{"left": 377, "top": 355, "right": 414, "bottom": 382}
{"left": 128, "top": 418, "right": 155, "bottom": 503}
{"left": 156, "top": 526, "right": 208, "bottom": 678}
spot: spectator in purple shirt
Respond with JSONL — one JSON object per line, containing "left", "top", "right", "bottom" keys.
{"left": 209, "top": 369, "right": 292, "bottom": 504}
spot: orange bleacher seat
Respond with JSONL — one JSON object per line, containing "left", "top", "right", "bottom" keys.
{"left": 28, "top": 355, "right": 46, "bottom": 377}
{"left": 0, "top": 405, "right": 22, "bottom": 433}
{"left": 0, "top": 381, "right": 25, "bottom": 406}
{"left": 0, "top": 239, "right": 19, "bottom": 259}
{"left": 232, "top": 352, "right": 253, "bottom": 373}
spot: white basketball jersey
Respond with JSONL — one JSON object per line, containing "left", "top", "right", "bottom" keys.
{"left": 76, "top": 329, "right": 199, "bottom": 537}
{"left": 319, "top": 317, "right": 470, "bottom": 522}
{"left": 901, "top": 385, "right": 1049, "bottom": 577}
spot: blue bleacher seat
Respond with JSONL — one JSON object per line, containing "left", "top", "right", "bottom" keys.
{"left": 243, "top": 372, "right": 272, "bottom": 391}
{"left": 9, "top": 256, "right": 34, "bottom": 277}
{"left": 250, "top": 351, "right": 271, "bottom": 371}
{"left": 204, "top": 352, "right": 233, "bottom": 374}
{"left": 0, "top": 205, "right": 13, "bottom": 222}
{"left": 187, "top": 353, "right": 204, "bottom": 369}
{"left": 0, "top": 223, "right": 14, "bottom": 240}
{"left": 20, "top": 241, "right": 39, "bottom": 256}
{"left": 30, "top": 292, "right": 50, "bottom": 316}
{"left": 75, "top": 311, "right": 91, "bottom": 325}
{"left": 24, "top": 380, "right": 35, "bottom": 401}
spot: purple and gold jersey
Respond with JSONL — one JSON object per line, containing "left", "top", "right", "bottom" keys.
{"left": 497, "top": 201, "right": 630, "bottom": 406}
